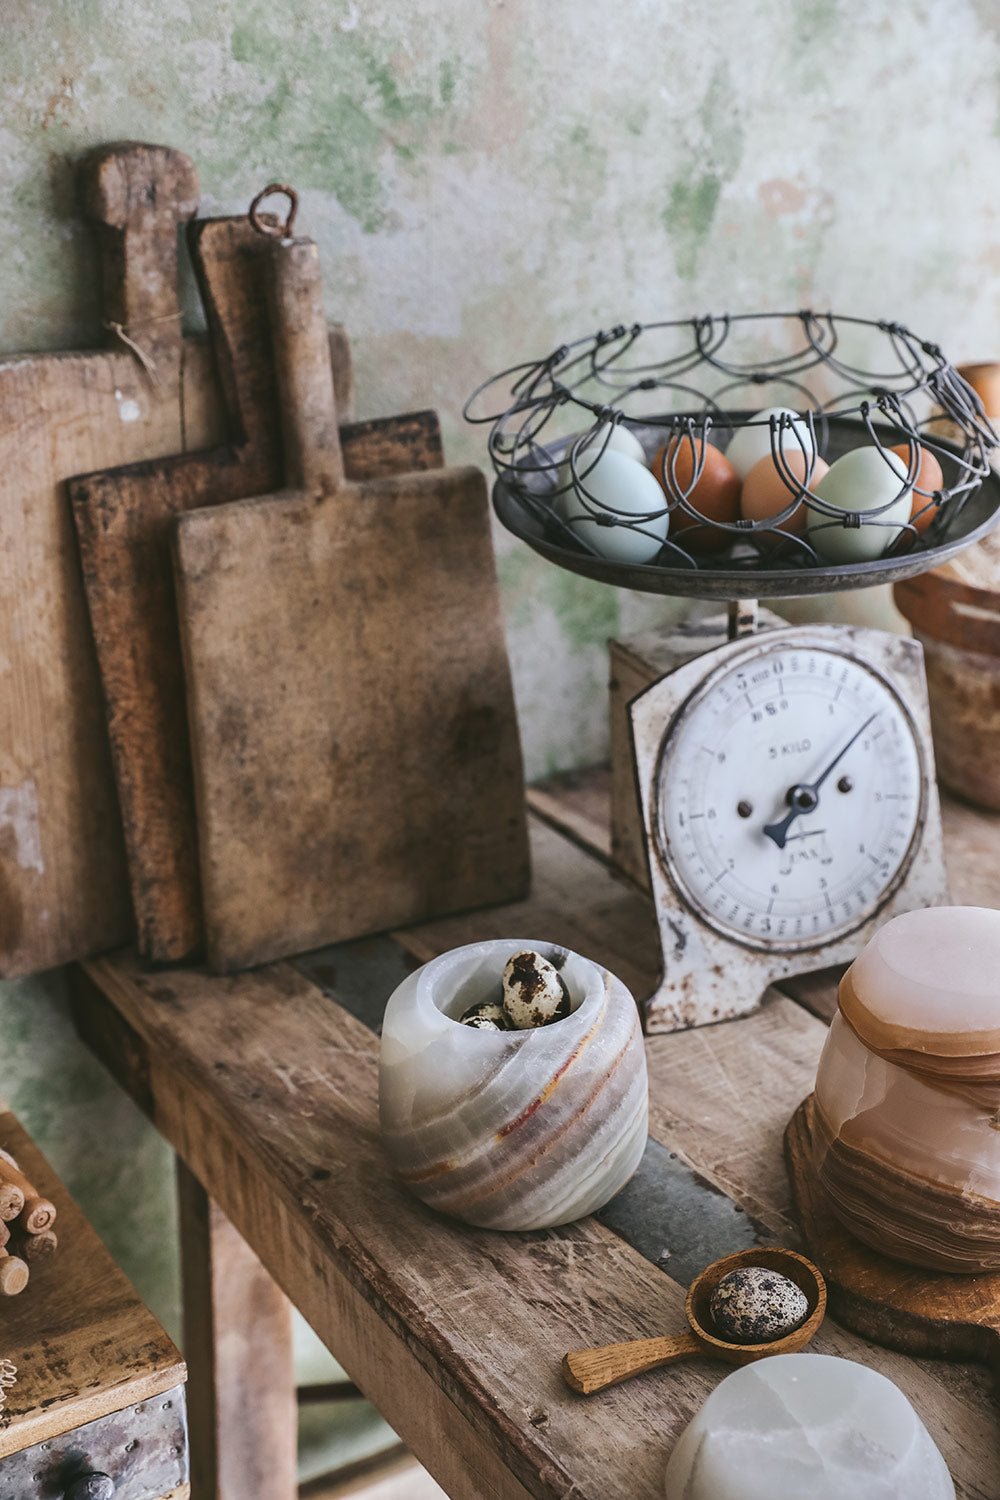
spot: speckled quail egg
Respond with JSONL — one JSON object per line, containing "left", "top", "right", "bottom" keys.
{"left": 710, "top": 1266, "right": 809, "bottom": 1345}
{"left": 501, "top": 951, "right": 571, "bottom": 1029}
{"left": 459, "top": 1001, "right": 509, "bottom": 1031}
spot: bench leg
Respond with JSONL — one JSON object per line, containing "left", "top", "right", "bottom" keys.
{"left": 177, "top": 1158, "right": 298, "bottom": 1500}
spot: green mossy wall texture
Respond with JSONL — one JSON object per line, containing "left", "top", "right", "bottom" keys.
{"left": 2, "top": 0, "right": 1000, "bottom": 1374}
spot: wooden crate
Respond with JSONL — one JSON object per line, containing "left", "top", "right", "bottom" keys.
{"left": 0, "top": 1106, "right": 188, "bottom": 1499}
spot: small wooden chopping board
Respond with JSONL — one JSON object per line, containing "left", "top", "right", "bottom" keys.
{"left": 0, "top": 142, "right": 203, "bottom": 978}
{"left": 785, "top": 1095, "right": 1000, "bottom": 1376}
{"left": 173, "top": 234, "right": 529, "bottom": 973}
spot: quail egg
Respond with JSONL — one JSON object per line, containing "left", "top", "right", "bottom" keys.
{"left": 501, "top": 950, "right": 570, "bottom": 1029}
{"left": 710, "top": 1266, "right": 809, "bottom": 1345}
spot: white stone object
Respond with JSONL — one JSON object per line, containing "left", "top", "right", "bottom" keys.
{"left": 724, "top": 406, "right": 816, "bottom": 479}
{"left": 663, "top": 1353, "right": 954, "bottom": 1500}
{"left": 379, "top": 938, "right": 648, "bottom": 1230}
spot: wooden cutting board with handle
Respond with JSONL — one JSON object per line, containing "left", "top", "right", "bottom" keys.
{"left": 70, "top": 188, "right": 446, "bottom": 965}
{"left": 172, "top": 229, "right": 530, "bottom": 973}
{"left": 0, "top": 142, "right": 203, "bottom": 978}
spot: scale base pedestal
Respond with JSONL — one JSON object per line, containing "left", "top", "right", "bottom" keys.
{"left": 785, "top": 1096, "right": 1000, "bottom": 1377}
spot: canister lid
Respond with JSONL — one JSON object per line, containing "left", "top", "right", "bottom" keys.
{"left": 839, "top": 906, "right": 1000, "bottom": 1076}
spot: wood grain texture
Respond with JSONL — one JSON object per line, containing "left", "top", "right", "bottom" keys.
{"left": 176, "top": 464, "right": 530, "bottom": 972}
{"left": 73, "top": 805, "right": 1000, "bottom": 1498}
{"left": 84, "top": 141, "right": 199, "bottom": 393}
{"left": 0, "top": 143, "right": 200, "bottom": 977}
{"left": 172, "top": 238, "right": 526, "bottom": 972}
{"left": 73, "top": 952, "right": 713, "bottom": 1500}
{"left": 786, "top": 1096, "right": 1000, "bottom": 1371}
{"left": 0, "top": 1107, "right": 184, "bottom": 1458}
{"left": 177, "top": 1160, "right": 296, "bottom": 1500}
{"left": 70, "top": 215, "right": 284, "bottom": 963}
{"left": 71, "top": 223, "right": 362, "bottom": 964}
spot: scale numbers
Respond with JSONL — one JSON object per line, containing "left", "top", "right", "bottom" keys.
{"left": 653, "top": 646, "right": 925, "bottom": 951}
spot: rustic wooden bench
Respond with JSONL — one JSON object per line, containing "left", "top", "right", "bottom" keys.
{"left": 71, "top": 772, "right": 1000, "bottom": 1499}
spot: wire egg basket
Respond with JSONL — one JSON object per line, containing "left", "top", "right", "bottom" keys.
{"left": 465, "top": 311, "right": 1000, "bottom": 598}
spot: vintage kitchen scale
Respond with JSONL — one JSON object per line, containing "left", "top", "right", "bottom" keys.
{"left": 466, "top": 311, "right": 1000, "bottom": 1031}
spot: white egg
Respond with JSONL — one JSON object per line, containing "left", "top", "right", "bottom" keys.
{"left": 808, "top": 447, "right": 910, "bottom": 562}
{"left": 554, "top": 447, "right": 668, "bottom": 564}
{"left": 567, "top": 420, "right": 647, "bottom": 466}
{"left": 725, "top": 406, "right": 816, "bottom": 479}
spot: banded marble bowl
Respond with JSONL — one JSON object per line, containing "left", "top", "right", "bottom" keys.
{"left": 378, "top": 938, "right": 648, "bottom": 1230}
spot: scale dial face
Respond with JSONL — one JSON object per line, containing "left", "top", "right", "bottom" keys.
{"left": 653, "top": 643, "right": 926, "bottom": 953}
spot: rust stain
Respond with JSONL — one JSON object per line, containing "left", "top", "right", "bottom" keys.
{"left": 40, "top": 76, "right": 76, "bottom": 132}
{"left": 758, "top": 176, "right": 808, "bottom": 217}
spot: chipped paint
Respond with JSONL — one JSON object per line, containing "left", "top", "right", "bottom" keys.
{"left": 0, "top": 783, "right": 44, "bottom": 875}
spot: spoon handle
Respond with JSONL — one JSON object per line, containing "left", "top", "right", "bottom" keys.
{"left": 562, "top": 1330, "right": 703, "bottom": 1394}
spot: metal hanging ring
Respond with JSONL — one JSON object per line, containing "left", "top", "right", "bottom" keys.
{"left": 248, "top": 182, "right": 300, "bottom": 238}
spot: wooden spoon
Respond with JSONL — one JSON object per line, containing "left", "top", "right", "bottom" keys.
{"left": 563, "top": 1246, "right": 826, "bottom": 1395}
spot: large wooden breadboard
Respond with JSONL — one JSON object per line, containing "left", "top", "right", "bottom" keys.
{"left": 0, "top": 143, "right": 203, "bottom": 977}
{"left": 173, "top": 465, "right": 530, "bottom": 972}
{"left": 785, "top": 1095, "right": 1000, "bottom": 1376}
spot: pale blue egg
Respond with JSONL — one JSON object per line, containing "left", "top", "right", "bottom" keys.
{"left": 809, "top": 447, "right": 910, "bottom": 562}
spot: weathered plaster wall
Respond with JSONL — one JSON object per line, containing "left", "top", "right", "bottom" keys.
{"left": 2, "top": 0, "right": 1000, "bottom": 1428}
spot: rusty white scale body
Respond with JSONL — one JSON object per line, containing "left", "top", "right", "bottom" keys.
{"left": 628, "top": 621, "right": 949, "bottom": 1033}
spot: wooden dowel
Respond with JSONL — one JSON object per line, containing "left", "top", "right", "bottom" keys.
{"left": 13, "top": 1228, "right": 57, "bottom": 1263}
{"left": 0, "top": 1251, "right": 29, "bottom": 1296}
{"left": 0, "top": 1180, "right": 24, "bottom": 1223}
{"left": 19, "top": 1196, "right": 57, "bottom": 1235}
{"left": 0, "top": 1157, "right": 57, "bottom": 1235}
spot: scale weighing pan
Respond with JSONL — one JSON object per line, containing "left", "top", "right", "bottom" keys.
{"left": 492, "top": 416, "right": 1000, "bottom": 599}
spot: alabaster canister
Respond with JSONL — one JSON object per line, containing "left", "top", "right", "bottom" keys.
{"left": 813, "top": 905, "right": 1000, "bottom": 1272}
{"left": 378, "top": 938, "right": 648, "bottom": 1230}
{"left": 663, "top": 1353, "right": 954, "bottom": 1500}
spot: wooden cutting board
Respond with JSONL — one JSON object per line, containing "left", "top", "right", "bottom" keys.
{"left": 71, "top": 211, "right": 445, "bottom": 966}
{"left": 0, "top": 142, "right": 204, "bottom": 978}
{"left": 173, "top": 233, "right": 530, "bottom": 973}
{"left": 69, "top": 213, "right": 287, "bottom": 965}
{"left": 785, "top": 1095, "right": 1000, "bottom": 1375}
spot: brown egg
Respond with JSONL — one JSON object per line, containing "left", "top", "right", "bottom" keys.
{"left": 740, "top": 450, "right": 829, "bottom": 552}
{"left": 652, "top": 437, "right": 741, "bottom": 553}
{"left": 889, "top": 443, "right": 944, "bottom": 534}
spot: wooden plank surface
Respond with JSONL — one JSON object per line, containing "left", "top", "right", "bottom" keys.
{"left": 0, "top": 1106, "right": 185, "bottom": 1457}
{"left": 73, "top": 798, "right": 1000, "bottom": 1499}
